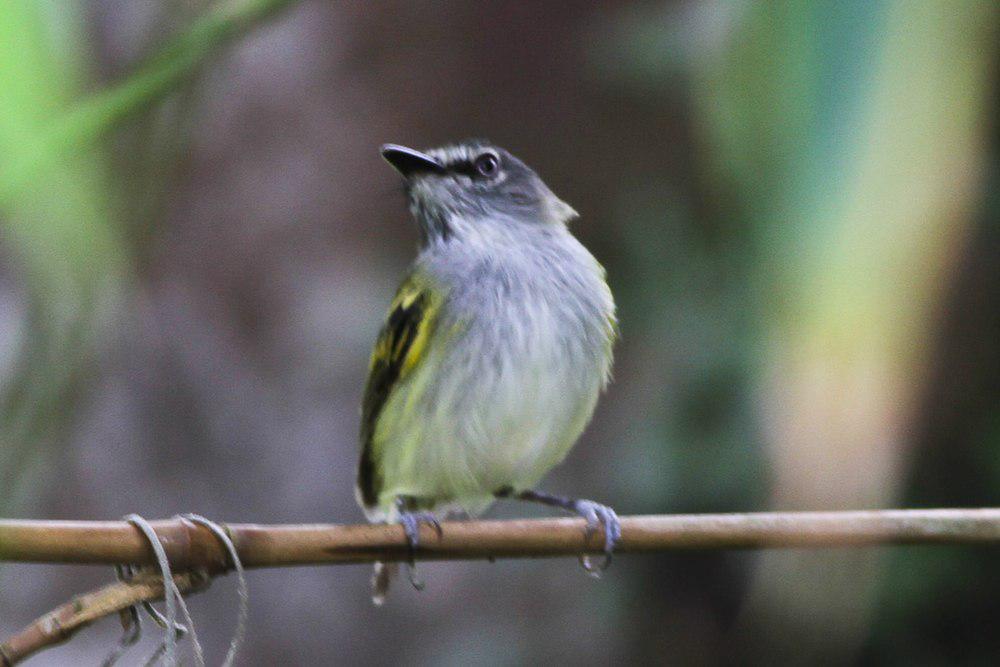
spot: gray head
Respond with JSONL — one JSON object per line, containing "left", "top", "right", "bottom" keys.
{"left": 381, "top": 140, "right": 577, "bottom": 244}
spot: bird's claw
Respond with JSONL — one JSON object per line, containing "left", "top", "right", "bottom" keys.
{"left": 395, "top": 505, "right": 443, "bottom": 591}
{"left": 573, "top": 500, "right": 621, "bottom": 577}
{"left": 398, "top": 510, "right": 443, "bottom": 550}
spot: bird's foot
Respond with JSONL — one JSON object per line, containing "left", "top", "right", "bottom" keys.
{"left": 499, "top": 489, "right": 621, "bottom": 578}
{"left": 570, "top": 499, "right": 621, "bottom": 577}
{"left": 397, "top": 509, "right": 443, "bottom": 551}
{"left": 394, "top": 498, "right": 443, "bottom": 590}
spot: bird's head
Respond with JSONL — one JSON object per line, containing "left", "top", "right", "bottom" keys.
{"left": 381, "top": 140, "right": 577, "bottom": 244}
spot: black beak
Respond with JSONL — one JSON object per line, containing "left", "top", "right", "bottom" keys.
{"left": 381, "top": 144, "right": 444, "bottom": 178}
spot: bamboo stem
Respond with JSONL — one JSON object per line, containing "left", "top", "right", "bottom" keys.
{"left": 4, "top": 509, "right": 1000, "bottom": 664}
{"left": 2, "top": 509, "right": 1000, "bottom": 570}
{"left": 0, "top": 571, "right": 211, "bottom": 666}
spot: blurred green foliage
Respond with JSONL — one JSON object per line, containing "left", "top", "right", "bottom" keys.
{"left": 603, "top": 0, "right": 997, "bottom": 662}
{"left": 0, "top": 0, "right": 120, "bottom": 509}
{"left": 0, "top": 0, "right": 297, "bottom": 510}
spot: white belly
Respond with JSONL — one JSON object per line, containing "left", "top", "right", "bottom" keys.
{"left": 372, "top": 302, "right": 607, "bottom": 518}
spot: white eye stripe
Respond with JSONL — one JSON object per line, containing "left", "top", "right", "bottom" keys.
{"left": 426, "top": 144, "right": 496, "bottom": 165}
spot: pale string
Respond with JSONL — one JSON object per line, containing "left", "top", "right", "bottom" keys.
{"left": 135, "top": 578, "right": 203, "bottom": 667}
{"left": 171, "top": 578, "right": 204, "bottom": 666}
{"left": 102, "top": 513, "right": 247, "bottom": 666}
{"left": 125, "top": 514, "right": 183, "bottom": 667}
{"left": 180, "top": 514, "right": 249, "bottom": 667}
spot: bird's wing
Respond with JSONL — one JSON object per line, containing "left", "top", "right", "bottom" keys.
{"left": 357, "top": 273, "right": 443, "bottom": 509}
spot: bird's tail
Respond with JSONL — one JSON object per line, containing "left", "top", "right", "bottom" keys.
{"left": 371, "top": 560, "right": 397, "bottom": 606}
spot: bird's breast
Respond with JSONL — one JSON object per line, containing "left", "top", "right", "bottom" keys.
{"left": 378, "top": 232, "right": 616, "bottom": 506}
{"left": 425, "top": 245, "right": 614, "bottom": 483}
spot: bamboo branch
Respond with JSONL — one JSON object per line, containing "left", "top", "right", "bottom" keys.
{"left": 2, "top": 509, "right": 1000, "bottom": 570}
{"left": 3, "top": 510, "right": 1000, "bottom": 664}
{"left": 0, "top": 570, "right": 212, "bottom": 666}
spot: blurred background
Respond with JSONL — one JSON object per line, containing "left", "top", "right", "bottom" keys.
{"left": 0, "top": 0, "right": 998, "bottom": 664}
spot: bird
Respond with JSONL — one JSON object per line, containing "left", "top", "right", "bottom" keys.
{"left": 356, "top": 140, "right": 619, "bottom": 603}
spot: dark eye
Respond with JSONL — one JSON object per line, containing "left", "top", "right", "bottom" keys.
{"left": 474, "top": 153, "right": 499, "bottom": 177}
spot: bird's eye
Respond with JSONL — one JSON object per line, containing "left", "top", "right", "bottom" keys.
{"left": 474, "top": 153, "right": 499, "bottom": 178}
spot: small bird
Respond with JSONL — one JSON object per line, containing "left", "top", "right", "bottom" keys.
{"left": 357, "top": 140, "right": 619, "bottom": 603}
